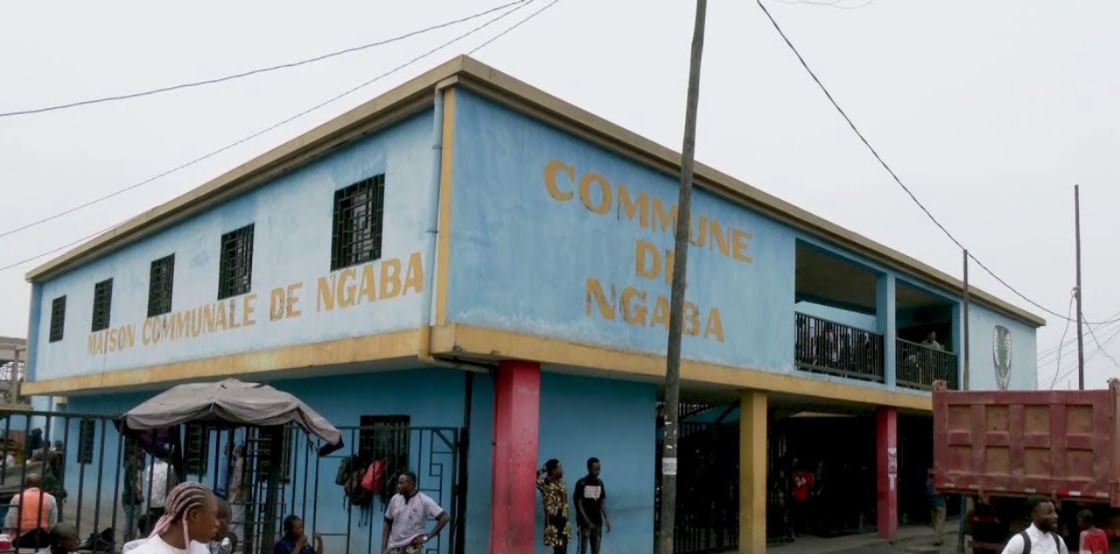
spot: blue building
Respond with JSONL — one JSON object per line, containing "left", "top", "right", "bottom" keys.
{"left": 19, "top": 56, "right": 1043, "bottom": 554}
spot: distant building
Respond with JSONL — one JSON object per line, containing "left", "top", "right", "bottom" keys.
{"left": 19, "top": 56, "right": 1043, "bottom": 554}
{"left": 0, "top": 336, "right": 26, "bottom": 406}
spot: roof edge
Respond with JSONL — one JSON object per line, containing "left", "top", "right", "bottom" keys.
{"left": 24, "top": 55, "right": 1045, "bottom": 328}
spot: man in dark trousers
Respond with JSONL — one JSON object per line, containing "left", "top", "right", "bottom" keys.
{"left": 573, "top": 458, "right": 610, "bottom": 554}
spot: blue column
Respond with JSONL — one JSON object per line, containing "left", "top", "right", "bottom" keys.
{"left": 952, "top": 302, "right": 965, "bottom": 390}
{"left": 877, "top": 274, "right": 897, "bottom": 387}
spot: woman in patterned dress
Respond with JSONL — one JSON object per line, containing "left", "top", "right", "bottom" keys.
{"left": 537, "top": 459, "right": 572, "bottom": 554}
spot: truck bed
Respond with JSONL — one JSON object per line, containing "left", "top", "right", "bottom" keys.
{"left": 932, "top": 379, "right": 1120, "bottom": 507}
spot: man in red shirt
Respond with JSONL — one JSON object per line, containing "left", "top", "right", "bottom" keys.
{"left": 1077, "top": 510, "right": 1108, "bottom": 554}
{"left": 791, "top": 464, "right": 815, "bottom": 538}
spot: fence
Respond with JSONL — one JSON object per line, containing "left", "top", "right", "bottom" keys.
{"left": 794, "top": 312, "right": 886, "bottom": 383}
{"left": 654, "top": 421, "right": 739, "bottom": 554}
{"left": 0, "top": 410, "right": 466, "bottom": 554}
{"left": 896, "top": 339, "right": 959, "bottom": 390}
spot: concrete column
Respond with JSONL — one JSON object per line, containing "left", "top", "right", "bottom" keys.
{"left": 739, "top": 390, "right": 767, "bottom": 554}
{"left": 876, "top": 406, "right": 899, "bottom": 540}
{"left": 491, "top": 360, "right": 542, "bottom": 554}
{"left": 876, "top": 274, "right": 897, "bottom": 386}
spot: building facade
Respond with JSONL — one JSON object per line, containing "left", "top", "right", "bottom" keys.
{"left": 19, "top": 57, "right": 1043, "bottom": 554}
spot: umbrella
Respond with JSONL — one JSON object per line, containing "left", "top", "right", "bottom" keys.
{"left": 118, "top": 378, "right": 344, "bottom": 456}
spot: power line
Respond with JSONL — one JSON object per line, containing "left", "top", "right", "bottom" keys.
{"left": 0, "top": 1, "right": 524, "bottom": 120}
{"left": 1086, "top": 316, "right": 1120, "bottom": 369}
{"left": 0, "top": 2, "right": 528, "bottom": 242}
{"left": 468, "top": 0, "right": 560, "bottom": 55}
{"left": 755, "top": 0, "right": 1101, "bottom": 326}
{"left": 0, "top": 0, "right": 545, "bottom": 275}
{"left": 1045, "top": 292, "right": 1075, "bottom": 389}
{"left": 1049, "top": 323, "right": 1120, "bottom": 388}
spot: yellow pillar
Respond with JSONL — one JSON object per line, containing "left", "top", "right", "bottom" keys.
{"left": 740, "top": 390, "right": 767, "bottom": 554}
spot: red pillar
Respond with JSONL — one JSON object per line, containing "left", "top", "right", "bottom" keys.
{"left": 877, "top": 406, "right": 899, "bottom": 540}
{"left": 491, "top": 360, "right": 542, "bottom": 554}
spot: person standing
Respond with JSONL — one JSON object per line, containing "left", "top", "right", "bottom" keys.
{"left": 537, "top": 459, "right": 571, "bottom": 554}
{"left": 573, "top": 458, "right": 611, "bottom": 554}
{"left": 379, "top": 472, "right": 449, "bottom": 554}
{"left": 122, "top": 447, "right": 145, "bottom": 542}
{"left": 927, "top": 469, "right": 946, "bottom": 546}
{"left": 1076, "top": 510, "right": 1108, "bottom": 554}
{"left": 144, "top": 455, "right": 173, "bottom": 520}
{"left": 790, "top": 462, "right": 815, "bottom": 538}
{"left": 999, "top": 496, "right": 1069, "bottom": 554}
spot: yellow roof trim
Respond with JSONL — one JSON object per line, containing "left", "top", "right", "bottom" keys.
{"left": 25, "top": 55, "right": 1044, "bottom": 328}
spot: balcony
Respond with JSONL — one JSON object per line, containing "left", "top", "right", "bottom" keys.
{"left": 795, "top": 312, "right": 886, "bottom": 383}
{"left": 793, "top": 313, "right": 961, "bottom": 390}
{"left": 896, "top": 339, "right": 959, "bottom": 390}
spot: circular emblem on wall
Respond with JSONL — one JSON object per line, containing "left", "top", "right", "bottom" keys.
{"left": 992, "top": 325, "right": 1012, "bottom": 390}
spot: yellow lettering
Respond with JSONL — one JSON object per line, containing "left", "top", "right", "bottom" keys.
{"left": 338, "top": 268, "right": 358, "bottom": 308}
{"left": 544, "top": 160, "right": 575, "bottom": 201}
{"left": 652, "top": 198, "right": 677, "bottom": 234}
{"left": 578, "top": 172, "right": 612, "bottom": 215}
{"left": 142, "top": 320, "right": 152, "bottom": 345}
{"left": 585, "top": 278, "right": 616, "bottom": 320}
{"left": 359, "top": 265, "right": 376, "bottom": 304}
{"left": 317, "top": 276, "right": 335, "bottom": 312}
{"left": 228, "top": 300, "right": 241, "bottom": 330}
{"left": 243, "top": 293, "right": 257, "bottom": 326}
{"left": 287, "top": 284, "right": 303, "bottom": 318}
{"left": 204, "top": 305, "right": 216, "bottom": 333}
{"left": 88, "top": 334, "right": 99, "bottom": 356}
{"left": 732, "top": 228, "right": 753, "bottom": 263}
{"left": 617, "top": 185, "right": 649, "bottom": 227}
{"left": 270, "top": 287, "right": 286, "bottom": 320}
{"left": 380, "top": 259, "right": 402, "bottom": 300}
{"left": 190, "top": 308, "right": 204, "bottom": 337}
{"left": 215, "top": 302, "right": 228, "bottom": 331}
{"left": 684, "top": 302, "right": 701, "bottom": 336}
{"left": 651, "top": 296, "right": 670, "bottom": 331}
{"left": 636, "top": 240, "right": 660, "bottom": 281}
{"left": 160, "top": 315, "right": 172, "bottom": 342}
{"left": 108, "top": 328, "right": 119, "bottom": 352}
{"left": 709, "top": 219, "right": 730, "bottom": 257}
{"left": 125, "top": 324, "right": 136, "bottom": 349}
{"left": 403, "top": 252, "right": 424, "bottom": 294}
{"left": 705, "top": 308, "right": 725, "bottom": 342}
{"left": 171, "top": 312, "right": 186, "bottom": 340}
{"left": 621, "top": 287, "right": 647, "bottom": 325}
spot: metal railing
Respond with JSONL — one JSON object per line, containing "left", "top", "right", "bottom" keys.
{"left": 896, "top": 339, "right": 959, "bottom": 390}
{"left": 0, "top": 410, "right": 466, "bottom": 554}
{"left": 794, "top": 313, "right": 885, "bottom": 383}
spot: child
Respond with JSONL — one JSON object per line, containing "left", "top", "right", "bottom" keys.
{"left": 128, "top": 482, "right": 219, "bottom": 554}
{"left": 1078, "top": 509, "right": 1109, "bottom": 554}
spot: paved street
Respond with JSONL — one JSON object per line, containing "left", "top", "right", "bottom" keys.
{"left": 767, "top": 520, "right": 965, "bottom": 554}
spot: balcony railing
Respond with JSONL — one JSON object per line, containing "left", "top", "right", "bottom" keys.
{"left": 896, "top": 339, "right": 959, "bottom": 390}
{"left": 795, "top": 312, "right": 885, "bottom": 383}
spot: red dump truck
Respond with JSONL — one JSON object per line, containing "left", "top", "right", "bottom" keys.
{"left": 932, "top": 379, "right": 1120, "bottom": 553}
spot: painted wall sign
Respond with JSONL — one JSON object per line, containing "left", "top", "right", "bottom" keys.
{"left": 447, "top": 89, "right": 797, "bottom": 373}
{"left": 993, "top": 324, "right": 1012, "bottom": 390}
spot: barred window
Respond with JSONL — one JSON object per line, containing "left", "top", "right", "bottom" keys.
{"left": 359, "top": 415, "right": 410, "bottom": 463}
{"left": 49, "top": 296, "right": 67, "bottom": 343}
{"left": 254, "top": 426, "right": 294, "bottom": 484}
{"left": 184, "top": 424, "right": 209, "bottom": 476}
{"left": 331, "top": 175, "right": 385, "bottom": 271}
{"left": 147, "top": 254, "right": 175, "bottom": 317}
{"left": 91, "top": 278, "right": 113, "bottom": 332}
{"left": 78, "top": 419, "right": 95, "bottom": 465}
{"left": 218, "top": 224, "right": 255, "bottom": 300}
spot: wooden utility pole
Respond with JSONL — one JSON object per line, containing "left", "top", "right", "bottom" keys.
{"left": 957, "top": 249, "right": 970, "bottom": 554}
{"left": 1075, "top": 185, "right": 1085, "bottom": 390}
{"left": 660, "top": 1, "right": 707, "bottom": 553}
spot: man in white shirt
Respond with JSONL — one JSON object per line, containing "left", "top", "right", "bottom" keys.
{"left": 144, "top": 457, "right": 172, "bottom": 518}
{"left": 1000, "top": 496, "right": 1069, "bottom": 554}
{"left": 380, "top": 472, "right": 450, "bottom": 554}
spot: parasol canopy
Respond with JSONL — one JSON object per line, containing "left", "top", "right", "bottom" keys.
{"left": 118, "top": 378, "right": 343, "bottom": 456}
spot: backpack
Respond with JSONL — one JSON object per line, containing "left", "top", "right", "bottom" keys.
{"left": 342, "top": 456, "right": 373, "bottom": 508}
{"left": 361, "top": 459, "right": 386, "bottom": 494}
{"left": 334, "top": 455, "right": 353, "bottom": 486}
{"left": 1018, "top": 530, "right": 1062, "bottom": 554}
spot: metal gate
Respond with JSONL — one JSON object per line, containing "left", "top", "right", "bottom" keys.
{"left": 654, "top": 421, "right": 739, "bottom": 554}
{"left": 0, "top": 410, "right": 467, "bottom": 554}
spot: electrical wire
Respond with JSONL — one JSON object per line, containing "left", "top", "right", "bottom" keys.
{"left": 1048, "top": 323, "right": 1120, "bottom": 389}
{"left": 1086, "top": 317, "right": 1120, "bottom": 369}
{"left": 0, "top": 0, "right": 542, "bottom": 275}
{"left": 0, "top": 1, "right": 525, "bottom": 120}
{"left": 756, "top": 0, "right": 1103, "bottom": 326}
{"left": 0, "top": 2, "right": 528, "bottom": 242}
{"left": 1045, "top": 292, "right": 1075, "bottom": 390}
{"left": 468, "top": 0, "right": 560, "bottom": 55}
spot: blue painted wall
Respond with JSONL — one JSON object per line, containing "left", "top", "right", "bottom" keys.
{"left": 966, "top": 304, "right": 1038, "bottom": 391}
{"left": 448, "top": 89, "right": 795, "bottom": 372}
{"left": 537, "top": 374, "right": 656, "bottom": 554}
{"left": 31, "top": 111, "right": 436, "bottom": 381}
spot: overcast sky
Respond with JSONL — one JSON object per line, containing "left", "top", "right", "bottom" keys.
{"left": 2, "top": 0, "right": 1116, "bottom": 389}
